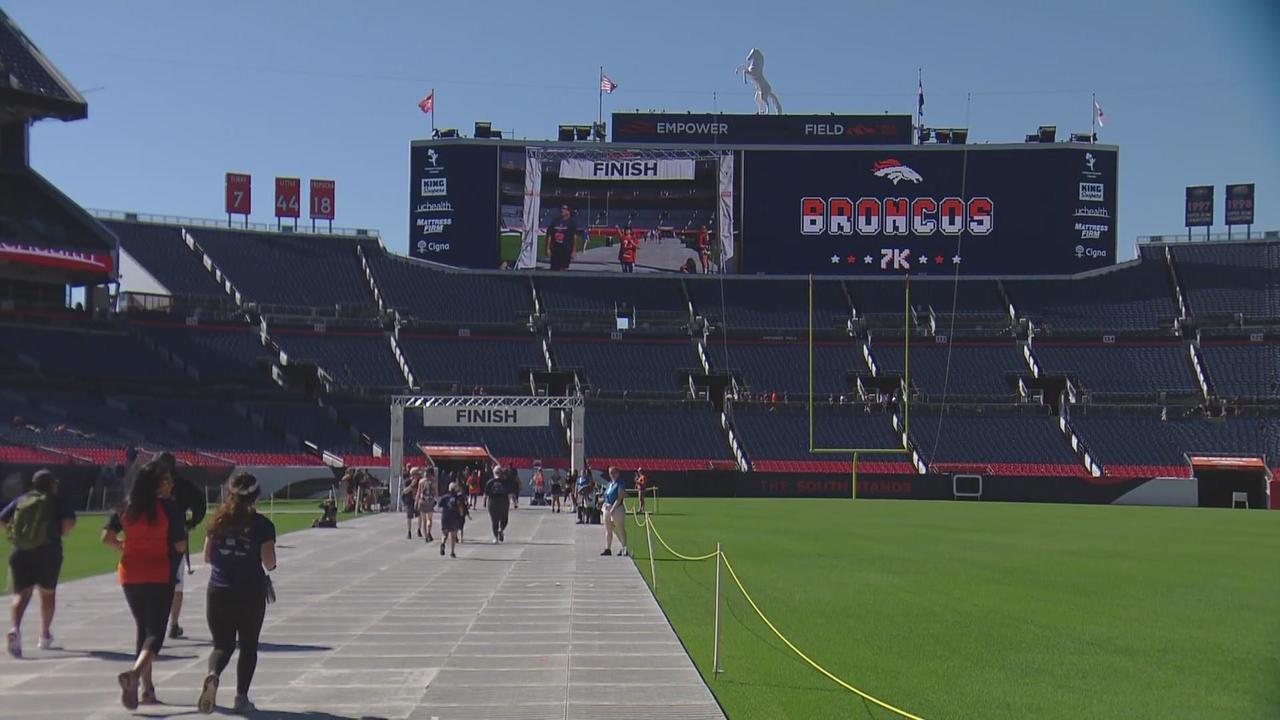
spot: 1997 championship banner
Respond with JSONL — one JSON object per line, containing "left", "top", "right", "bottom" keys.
{"left": 740, "top": 145, "right": 1119, "bottom": 275}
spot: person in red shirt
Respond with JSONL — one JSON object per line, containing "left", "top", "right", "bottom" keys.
{"left": 697, "top": 225, "right": 712, "bottom": 274}
{"left": 635, "top": 468, "right": 648, "bottom": 514}
{"left": 615, "top": 226, "right": 639, "bottom": 273}
{"left": 102, "top": 461, "right": 188, "bottom": 710}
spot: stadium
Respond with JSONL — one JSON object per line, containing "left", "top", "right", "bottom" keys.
{"left": 1, "top": 5, "right": 1278, "bottom": 720}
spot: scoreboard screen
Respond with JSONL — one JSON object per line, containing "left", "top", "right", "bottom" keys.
{"left": 740, "top": 145, "right": 1118, "bottom": 275}
{"left": 408, "top": 139, "right": 1119, "bottom": 277}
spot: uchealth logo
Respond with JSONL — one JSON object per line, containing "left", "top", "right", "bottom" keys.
{"left": 801, "top": 196, "right": 993, "bottom": 237}
{"left": 871, "top": 159, "right": 923, "bottom": 185}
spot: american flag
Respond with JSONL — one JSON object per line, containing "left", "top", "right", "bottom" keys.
{"left": 1093, "top": 98, "right": 1106, "bottom": 128}
{"left": 600, "top": 75, "right": 618, "bottom": 94}
{"left": 418, "top": 90, "right": 434, "bottom": 114}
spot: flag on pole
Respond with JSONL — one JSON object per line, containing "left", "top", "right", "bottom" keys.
{"left": 1093, "top": 98, "right": 1106, "bottom": 128}
{"left": 917, "top": 74, "right": 925, "bottom": 118}
{"left": 418, "top": 90, "right": 435, "bottom": 114}
{"left": 600, "top": 74, "right": 618, "bottom": 94}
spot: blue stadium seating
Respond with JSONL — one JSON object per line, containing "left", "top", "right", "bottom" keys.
{"left": 103, "top": 220, "right": 226, "bottom": 297}
{"left": 1200, "top": 343, "right": 1280, "bottom": 399}
{"left": 1033, "top": 342, "right": 1199, "bottom": 397}
{"left": 241, "top": 401, "right": 364, "bottom": 453}
{"left": 188, "top": 228, "right": 371, "bottom": 308}
{"left": 271, "top": 328, "right": 405, "bottom": 390}
{"left": 687, "top": 278, "right": 848, "bottom": 331}
{"left": 366, "top": 251, "right": 532, "bottom": 325}
{"left": 135, "top": 322, "right": 273, "bottom": 386}
{"left": 397, "top": 334, "right": 543, "bottom": 390}
{"left": 1006, "top": 261, "right": 1176, "bottom": 331}
{"left": 1070, "top": 412, "right": 1275, "bottom": 472}
{"left": 0, "top": 324, "right": 189, "bottom": 384}
{"left": 120, "top": 395, "right": 287, "bottom": 451}
{"left": 584, "top": 401, "right": 732, "bottom": 461}
{"left": 734, "top": 404, "right": 901, "bottom": 460}
{"left": 909, "top": 409, "right": 1080, "bottom": 472}
{"left": 706, "top": 340, "right": 862, "bottom": 395}
{"left": 552, "top": 337, "right": 699, "bottom": 393}
{"left": 850, "top": 279, "right": 1005, "bottom": 318}
{"left": 1172, "top": 244, "right": 1274, "bottom": 319}
{"left": 871, "top": 341, "right": 1024, "bottom": 399}
{"left": 537, "top": 275, "right": 689, "bottom": 318}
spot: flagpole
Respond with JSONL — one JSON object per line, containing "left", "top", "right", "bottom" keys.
{"left": 916, "top": 67, "right": 923, "bottom": 144}
{"left": 598, "top": 66, "right": 604, "bottom": 141}
{"left": 1090, "top": 92, "right": 1095, "bottom": 144}
{"left": 431, "top": 87, "right": 436, "bottom": 134}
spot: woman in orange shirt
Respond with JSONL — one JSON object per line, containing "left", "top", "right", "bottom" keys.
{"left": 101, "top": 461, "right": 187, "bottom": 710}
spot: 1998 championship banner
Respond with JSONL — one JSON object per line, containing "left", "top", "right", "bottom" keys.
{"left": 740, "top": 145, "right": 1118, "bottom": 276}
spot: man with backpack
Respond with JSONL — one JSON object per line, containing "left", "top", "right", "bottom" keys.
{"left": 157, "top": 453, "right": 206, "bottom": 641}
{"left": 484, "top": 468, "right": 510, "bottom": 543}
{"left": 1, "top": 469, "right": 76, "bottom": 657}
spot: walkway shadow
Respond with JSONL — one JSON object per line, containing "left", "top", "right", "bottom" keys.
{"left": 82, "top": 650, "right": 198, "bottom": 662}
{"left": 258, "top": 642, "right": 333, "bottom": 653}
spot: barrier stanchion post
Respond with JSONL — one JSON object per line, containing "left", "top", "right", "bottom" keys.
{"left": 645, "top": 512, "right": 657, "bottom": 592}
{"left": 713, "top": 542, "right": 723, "bottom": 676}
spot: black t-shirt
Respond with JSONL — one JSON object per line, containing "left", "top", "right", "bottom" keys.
{"left": 546, "top": 217, "right": 577, "bottom": 257}
{"left": 207, "top": 514, "right": 276, "bottom": 589}
{"left": 484, "top": 477, "right": 507, "bottom": 499}
{"left": 171, "top": 474, "right": 205, "bottom": 533}
{"left": 437, "top": 492, "right": 466, "bottom": 522}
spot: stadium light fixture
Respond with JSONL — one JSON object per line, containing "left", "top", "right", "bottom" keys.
{"left": 490, "top": 130, "right": 504, "bottom": 139}
{"left": 1037, "top": 125, "right": 1057, "bottom": 143}
{"left": 437, "top": 128, "right": 459, "bottom": 139}
{"left": 558, "top": 125, "right": 575, "bottom": 142}
{"left": 935, "top": 128, "right": 952, "bottom": 144}
{"left": 474, "top": 121, "right": 492, "bottom": 139}
{"left": 1069, "top": 132, "right": 1096, "bottom": 143}
{"left": 917, "top": 127, "right": 933, "bottom": 144}
{"left": 574, "top": 125, "right": 592, "bottom": 141}
{"left": 951, "top": 128, "right": 968, "bottom": 144}
{"left": 1025, "top": 133, "right": 1039, "bottom": 143}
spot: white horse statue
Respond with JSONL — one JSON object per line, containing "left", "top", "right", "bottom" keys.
{"left": 735, "top": 48, "right": 782, "bottom": 114}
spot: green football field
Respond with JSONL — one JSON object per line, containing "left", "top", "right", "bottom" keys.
{"left": 2, "top": 500, "right": 357, "bottom": 589}
{"left": 625, "top": 498, "right": 1280, "bottom": 720}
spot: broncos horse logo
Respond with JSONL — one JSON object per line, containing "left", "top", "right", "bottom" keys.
{"left": 871, "top": 159, "right": 923, "bottom": 185}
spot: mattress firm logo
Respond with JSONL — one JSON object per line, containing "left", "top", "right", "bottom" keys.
{"left": 416, "top": 217, "right": 453, "bottom": 235}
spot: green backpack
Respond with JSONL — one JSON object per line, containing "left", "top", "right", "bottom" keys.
{"left": 8, "top": 491, "right": 53, "bottom": 551}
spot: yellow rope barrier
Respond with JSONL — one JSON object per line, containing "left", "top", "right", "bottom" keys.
{"left": 719, "top": 553, "right": 927, "bottom": 720}
{"left": 634, "top": 511, "right": 928, "bottom": 720}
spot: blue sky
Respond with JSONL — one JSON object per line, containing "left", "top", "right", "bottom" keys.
{"left": 10, "top": 0, "right": 1279, "bottom": 259}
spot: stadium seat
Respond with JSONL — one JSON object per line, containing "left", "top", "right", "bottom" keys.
{"left": 1033, "top": 342, "right": 1199, "bottom": 398}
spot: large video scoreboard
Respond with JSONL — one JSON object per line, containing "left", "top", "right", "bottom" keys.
{"left": 408, "top": 139, "right": 1118, "bottom": 276}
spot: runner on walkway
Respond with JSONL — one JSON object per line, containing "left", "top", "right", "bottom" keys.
{"left": 550, "top": 470, "right": 563, "bottom": 514}
{"left": 437, "top": 483, "right": 466, "bottom": 558}
{"left": 402, "top": 469, "right": 420, "bottom": 540}
{"left": 157, "top": 453, "right": 205, "bottom": 642}
{"left": 484, "top": 468, "right": 510, "bottom": 543}
{"left": 635, "top": 468, "right": 648, "bottom": 514}
{"left": 416, "top": 468, "right": 436, "bottom": 542}
{"left": 102, "top": 461, "right": 187, "bottom": 710}
{"left": 198, "top": 472, "right": 277, "bottom": 716}
{"left": 2, "top": 469, "right": 76, "bottom": 657}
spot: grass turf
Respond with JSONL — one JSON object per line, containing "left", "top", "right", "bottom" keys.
{"left": 626, "top": 498, "right": 1280, "bottom": 720}
{"left": 3, "top": 499, "right": 359, "bottom": 589}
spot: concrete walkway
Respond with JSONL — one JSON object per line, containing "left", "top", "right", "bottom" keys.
{"left": 0, "top": 506, "right": 724, "bottom": 720}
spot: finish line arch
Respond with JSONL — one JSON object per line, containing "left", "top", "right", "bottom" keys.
{"left": 389, "top": 394, "right": 584, "bottom": 510}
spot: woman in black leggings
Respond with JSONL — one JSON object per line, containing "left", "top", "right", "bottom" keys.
{"left": 102, "top": 461, "right": 187, "bottom": 709}
{"left": 197, "top": 473, "right": 276, "bottom": 716}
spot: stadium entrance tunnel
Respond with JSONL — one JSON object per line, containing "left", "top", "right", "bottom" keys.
{"left": 1190, "top": 456, "right": 1270, "bottom": 509}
